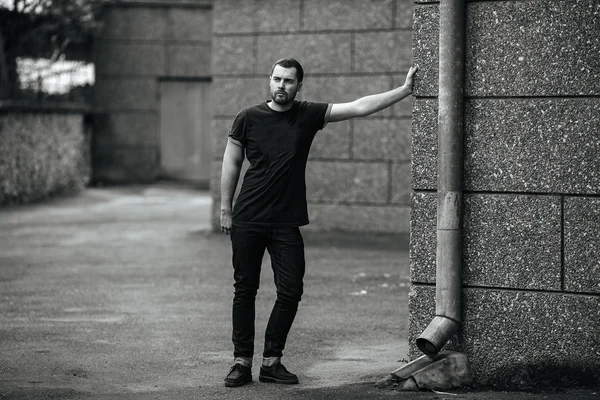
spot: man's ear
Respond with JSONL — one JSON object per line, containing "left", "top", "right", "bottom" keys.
{"left": 297, "top": 82, "right": 303, "bottom": 92}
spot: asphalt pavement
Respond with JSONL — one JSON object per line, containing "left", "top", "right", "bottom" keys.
{"left": 0, "top": 183, "right": 597, "bottom": 400}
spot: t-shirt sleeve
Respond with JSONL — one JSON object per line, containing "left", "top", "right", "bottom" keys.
{"left": 305, "top": 102, "right": 331, "bottom": 131}
{"left": 228, "top": 109, "right": 247, "bottom": 147}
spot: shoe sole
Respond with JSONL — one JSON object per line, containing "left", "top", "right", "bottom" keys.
{"left": 259, "top": 375, "right": 299, "bottom": 384}
{"left": 224, "top": 378, "right": 252, "bottom": 387}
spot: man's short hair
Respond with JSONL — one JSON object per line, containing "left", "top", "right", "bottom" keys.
{"left": 270, "top": 58, "right": 304, "bottom": 84}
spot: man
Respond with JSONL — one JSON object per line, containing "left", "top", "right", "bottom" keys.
{"left": 220, "top": 58, "right": 417, "bottom": 387}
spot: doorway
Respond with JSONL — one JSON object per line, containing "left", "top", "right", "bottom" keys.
{"left": 158, "top": 79, "right": 212, "bottom": 187}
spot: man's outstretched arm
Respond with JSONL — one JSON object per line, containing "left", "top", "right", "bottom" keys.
{"left": 220, "top": 140, "right": 244, "bottom": 235}
{"left": 328, "top": 66, "right": 417, "bottom": 123}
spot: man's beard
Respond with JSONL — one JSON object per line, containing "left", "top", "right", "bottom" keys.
{"left": 271, "top": 90, "right": 295, "bottom": 105}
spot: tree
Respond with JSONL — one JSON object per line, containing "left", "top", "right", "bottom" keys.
{"left": 0, "top": 0, "right": 110, "bottom": 100}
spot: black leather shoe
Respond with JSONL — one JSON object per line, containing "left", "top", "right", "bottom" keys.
{"left": 259, "top": 361, "right": 299, "bottom": 384}
{"left": 224, "top": 363, "right": 252, "bottom": 387}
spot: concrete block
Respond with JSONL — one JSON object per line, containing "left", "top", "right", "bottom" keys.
{"left": 396, "top": 0, "right": 414, "bottom": 29}
{"left": 353, "top": 118, "right": 411, "bottom": 161}
{"left": 257, "top": 34, "right": 352, "bottom": 75}
{"left": 409, "top": 285, "right": 600, "bottom": 388}
{"left": 211, "top": 118, "right": 231, "bottom": 159}
{"left": 466, "top": 0, "right": 600, "bottom": 96}
{"left": 211, "top": 77, "right": 268, "bottom": 117}
{"left": 307, "top": 203, "right": 410, "bottom": 233}
{"left": 303, "top": 0, "right": 394, "bottom": 31}
{"left": 214, "top": 0, "right": 300, "bottom": 33}
{"left": 411, "top": 4, "right": 438, "bottom": 97}
{"left": 411, "top": 99, "right": 437, "bottom": 190}
{"left": 94, "top": 112, "right": 157, "bottom": 150}
{"left": 465, "top": 98, "right": 600, "bottom": 194}
{"left": 213, "top": 0, "right": 255, "bottom": 33}
{"left": 93, "top": 78, "right": 157, "bottom": 112}
{"left": 101, "top": 7, "right": 167, "bottom": 40}
{"left": 354, "top": 31, "right": 412, "bottom": 73}
{"left": 463, "top": 194, "right": 562, "bottom": 290}
{"left": 94, "top": 42, "right": 165, "bottom": 77}
{"left": 303, "top": 76, "right": 393, "bottom": 115}
{"left": 255, "top": 0, "right": 301, "bottom": 32}
{"left": 310, "top": 121, "right": 351, "bottom": 160}
{"left": 93, "top": 148, "right": 157, "bottom": 183}
{"left": 167, "top": 7, "right": 212, "bottom": 41}
{"left": 391, "top": 162, "right": 411, "bottom": 205}
{"left": 210, "top": 159, "right": 222, "bottom": 197}
{"left": 410, "top": 192, "right": 436, "bottom": 283}
{"left": 306, "top": 161, "right": 389, "bottom": 204}
{"left": 212, "top": 36, "right": 256, "bottom": 76}
{"left": 166, "top": 43, "right": 212, "bottom": 77}
{"left": 564, "top": 197, "right": 600, "bottom": 293}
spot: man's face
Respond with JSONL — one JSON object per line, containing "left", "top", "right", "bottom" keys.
{"left": 269, "top": 65, "right": 302, "bottom": 105}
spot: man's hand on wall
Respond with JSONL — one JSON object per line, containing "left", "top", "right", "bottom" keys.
{"left": 403, "top": 65, "right": 418, "bottom": 93}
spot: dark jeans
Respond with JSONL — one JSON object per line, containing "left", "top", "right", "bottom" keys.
{"left": 230, "top": 225, "right": 305, "bottom": 359}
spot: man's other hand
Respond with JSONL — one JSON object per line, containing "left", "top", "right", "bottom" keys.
{"left": 221, "top": 210, "right": 233, "bottom": 235}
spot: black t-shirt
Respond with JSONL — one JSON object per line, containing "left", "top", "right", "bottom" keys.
{"left": 228, "top": 100, "right": 331, "bottom": 227}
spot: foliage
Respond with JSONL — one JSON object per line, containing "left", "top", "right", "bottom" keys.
{"left": 0, "top": 0, "right": 111, "bottom": 99}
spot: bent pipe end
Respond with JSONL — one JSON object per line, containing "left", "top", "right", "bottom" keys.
{"left": 416, "top": 315, "right": 461, "bottom": 356}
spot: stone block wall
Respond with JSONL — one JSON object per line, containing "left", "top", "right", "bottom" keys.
{"left": 410, "top": 0, "right": 600, "bottom": 388}
{"left": 211, "top": 0, "right": 415, "bottom": 233}
{"left": 93, "top": 0, "right": 212, "bottom": 183}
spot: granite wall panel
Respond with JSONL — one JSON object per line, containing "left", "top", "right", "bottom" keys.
{"left": 466, "top": 0, "right": 600, "bottom": 97}
{"left": 564, "top": 197, "right": 600, "bottom": 294}
{"left": 410, "top": 192, "right": 562, "bottom": 290}
{"left": 465, "top": 98, "right": 600, "bottom": 195}
{"left": 412, "top": 98, "right": 600, "bottom": 194}
{"left": 411, "top": 99, "right": 437, "bottom": 191}
{"left": 410, "top": 191, "right": 436, "bottom": 283}
{"left": 412, "top": 0, "right": 600, "bottom": 97}
{"left": 463, "top": 194, "right": 562, "bottom": 290}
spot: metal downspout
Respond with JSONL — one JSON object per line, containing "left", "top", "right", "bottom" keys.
{"left": 416, "top": 0, "right": 466, "bottom": 357}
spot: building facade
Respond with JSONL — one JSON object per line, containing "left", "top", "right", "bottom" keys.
{"left": 409, "top": 0, "right": 600, "bottom": 387}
